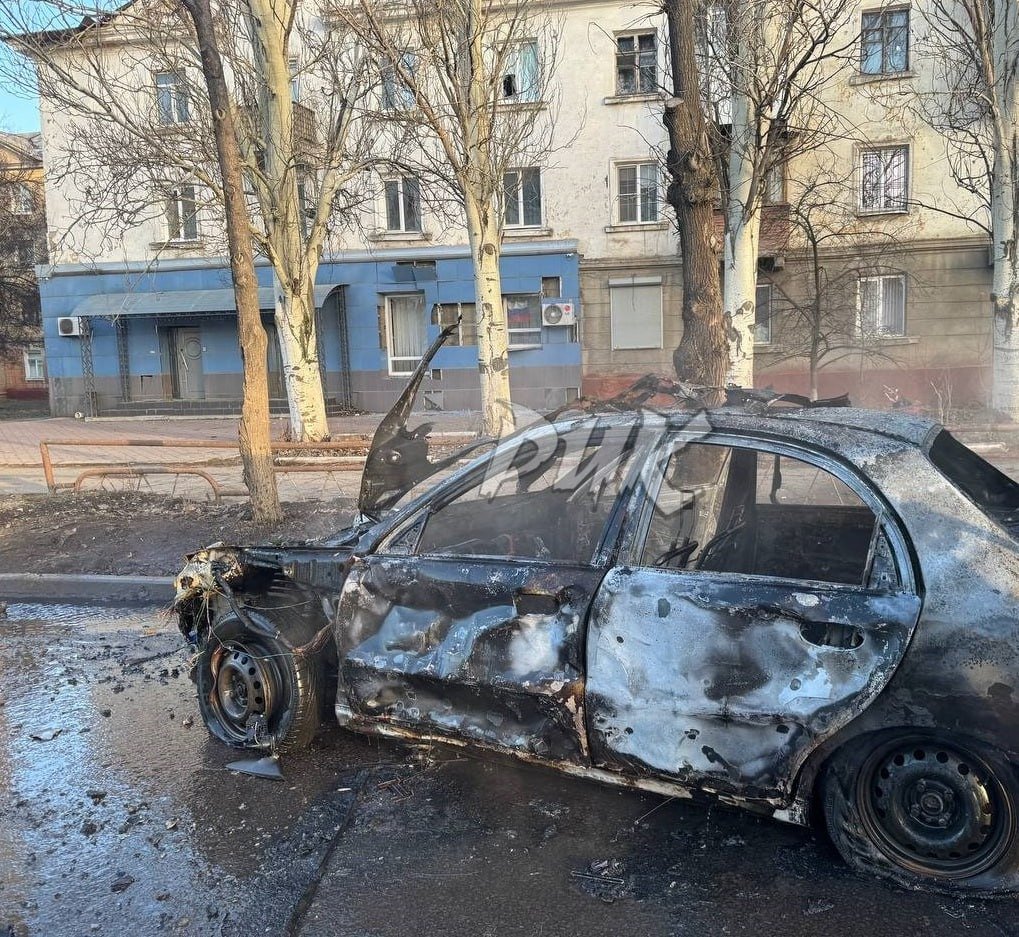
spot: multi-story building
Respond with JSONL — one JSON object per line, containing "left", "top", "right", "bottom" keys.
{"left": 18, "top": 0, "right": 994, "bottom": 417}
{"left": 0, "top": 131, "right": 47, "bottom": 403}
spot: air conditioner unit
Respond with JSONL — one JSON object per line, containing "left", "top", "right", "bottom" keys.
{"left": 57, "top": 316, "right": 81, "bottom": 337}
{"left": 541, "top": 300, "right": 577, "bottom": 327}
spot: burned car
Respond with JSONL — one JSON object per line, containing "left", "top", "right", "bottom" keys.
{"left": 176, "top": 366, "right": 1019, "bottom": 893}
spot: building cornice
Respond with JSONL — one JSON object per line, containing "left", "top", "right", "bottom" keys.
{"left": 36, "top": 238, "right": 582, "bottom": 279}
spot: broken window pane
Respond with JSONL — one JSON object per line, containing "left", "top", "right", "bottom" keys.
{"left": 641, "top": 442, "right": 879, "bottom": 586}
{"left": 412, "top": 424, "right": 637, "bottom": 563}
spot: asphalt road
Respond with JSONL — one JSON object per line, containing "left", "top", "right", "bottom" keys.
{"left": 1, "top": 603, "right": 1017, "bottom": 937}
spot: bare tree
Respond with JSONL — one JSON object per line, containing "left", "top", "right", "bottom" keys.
{"left": 763, "top": 165, "right": 910, "bottom": 400}
{"left": 908, "top": 0, "right": 1019, "bottom": 417}
{"left": 662, "top": 0, "right": 728, "bottom": 400}
{"left": 336, "top": 0, "right": 565, "bottom": 435}
{"left": 700, "top": 0, "right": 855, "bottom": 388}
{"left": 183, "top": 0, "right": 281, "bottom": 524}
{"left": 0, "top": 144, "right": 44, "bottom": 363}
{"left": 2, "top": 0, "right": 377, "bottom": 440}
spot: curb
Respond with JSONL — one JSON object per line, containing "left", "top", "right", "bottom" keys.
{"left": 0, "top": 573, "right": 175, "bottom": 605}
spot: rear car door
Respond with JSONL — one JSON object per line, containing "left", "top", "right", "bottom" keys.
{"left": 336, "top": 419, "right": 644, "bottom": 764}
{"left": 585, "top": 433, "right": 922, "bottom": 802}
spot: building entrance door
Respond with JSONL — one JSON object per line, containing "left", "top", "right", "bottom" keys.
{"left": 169, "top": 327, "right": 205, "bottom": 400}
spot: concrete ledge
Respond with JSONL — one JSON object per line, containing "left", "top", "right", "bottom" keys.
{"left": 0, "top": 573, "right": 174, "bottom": 605}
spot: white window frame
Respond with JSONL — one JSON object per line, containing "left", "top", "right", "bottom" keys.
{"left": 289, "top": 56, "right": 301, "bottom": 102}
{"left": 503, "top": 167, "right": 543, "bottom": 228}
{"left": 502, "top": 39, "right": 541, "bottom": 103}
{"left": 615, "top": 31, "right": 658, "bottom": 96}
{"left": 609, "top": 277, "right": 663, "bottom": 350}
{"left": 167, "top": 184, "right": 200, "bottom": 242}
{"left": 11, "top": 183, "right": 34, "bottom": 215}
{"left": 615, "top": 161, "right": 660, "bottom": 224}
{"left": 384, "top": 176, "right": 422, "bottom": 233}
{"left": 860, "top": 7, "right": 910, "bottom": 76}
{"left": 386, "top": 293, "right": 427, "bottom": 376}
{"left": 23, "top": 345, "right": 45, "bottom": 382}
{"left": 155, "top": 70, "right": 189, "bottom": 125}
{"left": 754, "top": 283, "right": 773, "bottom": 345}
{"left": 859, "top": 145, "right": 909, "bottom": 213}
{"left": 504, "top": 293, "right": 543, "bottom": 347}
{"left": 381, "top": 53, "right": 416, "bottom": 112}
{"left": 858, "top": 274, "right": 907, "bottom": 337}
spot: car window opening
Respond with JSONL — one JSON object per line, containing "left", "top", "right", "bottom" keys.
{"left": 929, "top": 430, "right": 1019, "bottom": 535}
{"left": 642, "top": 443, "right": 880, "bottom": 587}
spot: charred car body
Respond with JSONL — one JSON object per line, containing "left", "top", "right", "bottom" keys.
{"left": 176, "top": 350, "right": 1019, "bottom": 892}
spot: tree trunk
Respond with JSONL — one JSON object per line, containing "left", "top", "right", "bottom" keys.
{"left": 663, "top": 0, "right": 728, "bottom": 402}
{"left": 183, "top": 0, "right": 282, "bottom": 525}
{"left": 989, "top": 1, "right": 1019, "bottom": 417}
{"left": 274, "top": 274, "right": 330, "bottom": 441}
{"left": 724, "top": 93, "right": 761, "bottom": 388}
{"left": 990, "top": 144, "right": 1019, "bottom": 417}
{"left": 466, "top": 195, "right": 514, "bottom": 435}
{"left": 244, "top": 0, "right": 330, "bottom": 442}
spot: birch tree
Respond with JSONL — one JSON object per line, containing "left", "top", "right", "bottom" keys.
{"left": 702, "top": 0, "right": 854, "bottom": 388}
{"left": 336, "top": 0, "right": 564, "bottom": 435}
{"left": 912, "top": 0, "right": 1019, "bottom": 417}
{"left": 2, "top": 0, "right": 377, "bottom": 440}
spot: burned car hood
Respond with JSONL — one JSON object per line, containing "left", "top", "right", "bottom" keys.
{"left": 358, "top": 318, "right": 490, "bottom": 519}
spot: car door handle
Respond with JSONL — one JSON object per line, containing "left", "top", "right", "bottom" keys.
{"left": 800, "top": 620, "right": 864, "bottom": 649}
{"left": 514, "top": 591, "right": 559, "bottom": 616}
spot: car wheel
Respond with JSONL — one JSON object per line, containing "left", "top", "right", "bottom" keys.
{"left": 821, "top": 732, "right": 1019, "bottom": 893}
{"left": 196, "top": 611, "right": 322, "bottom": 752}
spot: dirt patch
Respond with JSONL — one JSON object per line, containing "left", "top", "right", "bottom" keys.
{"left": 0, "top": 492, "right": 357, "bottom": 576}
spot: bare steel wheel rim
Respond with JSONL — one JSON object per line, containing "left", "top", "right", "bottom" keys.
{"left": 857, "top": 738, "right": 1014, "bottom": 879}
{"left": 209, "top": 641, "right": 283, "bottom": 742}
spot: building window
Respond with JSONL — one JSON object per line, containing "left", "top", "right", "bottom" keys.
{"left": 541, "top": 275, "right": 562, "bottom": 298}
{"left": 385, "top": 293, "right": 427, "bottom": 375}
{"left": 15, "top": 240, "right": 38, "bottom": 266}
{"left": 609, "top": 278, "right": 663, "bottom": 349}
{"left": 504, "top": 168, "right": 542, "bottom": 227}
{"left": 860, "top": 145, "right": 908, "bottom": 212}
{"left": 289, "top": 57, "right": 301, "bottom": 102}
{"left": 504, "top": 294, "right": 542, "bottom": 346}
{"left": 763, "top": 162, "right": 785, "bottom": 205}
{"left": 503, "top": 39, "right": 540, "bottom": 103}
{"left": 384, "top": 177, "right": 421, "bottom": 233}
{"left": 859, "top": 274, "right": 906, "bottom": 336}
{"left": 616, "top": 32, "right": 657, "bottom": 95}
{"left": 23, "top": 345, "right": 45, "bottom": 382}
{"left": 861, "top": 8, "right": 909, "bottom": 75}
{"left": 432, "top": 302, "right": 478, "bottom": 346}
{"left": 167, "top": 184, "right": 199, "bottom": 242}
{"left": 155, "top": 71, "right": 190, "bottom": 125}
{"left": 10, "top": 184, "right": 34, "bottom": 215}
{"left": 381, "top": 54, "right": 415, "bottom": 111}
{"left": 617, "top": 162, "right": 659, "bottom": 224}
{"left": 754, "top": 283, "right": 773, "bottom": 344}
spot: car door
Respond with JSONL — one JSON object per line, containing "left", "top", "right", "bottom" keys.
{"left": 585, "top": 432, "right": 922, "bottom": 803}
{"left": 335, "top": 419, "right": 645, "bottom": 764}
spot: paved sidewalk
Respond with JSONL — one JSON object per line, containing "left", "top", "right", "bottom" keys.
{"left": 0, "top": 410, "right": 483, "bottom": 499}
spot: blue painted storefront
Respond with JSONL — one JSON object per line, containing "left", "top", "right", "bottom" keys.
{"left": 38, "top": 241, "right": 582, "bottom": 416}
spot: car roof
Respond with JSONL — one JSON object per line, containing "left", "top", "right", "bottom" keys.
{"left": 709, "top": 407, "right": 943, "bottom": 448}
{"left": 544, "top": 406, "right": 943, "bottom": 451}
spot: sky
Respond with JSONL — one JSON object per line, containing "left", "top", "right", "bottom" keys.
{"left": 0, "top": 87, "right": 40, "bottom": 134}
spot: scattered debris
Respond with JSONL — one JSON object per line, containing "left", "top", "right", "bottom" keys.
{"left": 110, "top": 874, "right": 135, "bottom": 893}
{"left": 570, "top": 859, "right": 630, "bottom": 903}
{"left": 29, "top": 728, "right": 61, "bottom": 742}
{"left": 225, "top": 755, "right": 284, "bottom": 781}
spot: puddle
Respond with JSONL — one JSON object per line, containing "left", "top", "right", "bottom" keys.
{"left": 3, "top": 601, "right": 169, "bottom": 633}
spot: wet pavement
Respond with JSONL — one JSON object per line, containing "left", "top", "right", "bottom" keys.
{"left": 2, "top": 603, "right": 1019, "bottom": 937}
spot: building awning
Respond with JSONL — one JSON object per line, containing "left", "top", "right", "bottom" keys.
{"left": 72, "top": 284, "right": 341, "bottom": 318}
